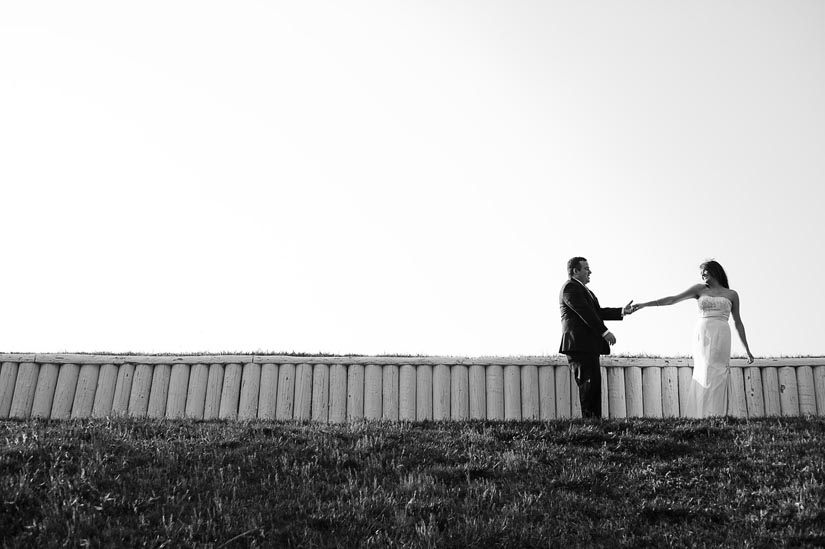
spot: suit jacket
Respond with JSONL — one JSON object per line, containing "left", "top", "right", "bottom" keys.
{"left": 559, "top": 279, "right": 623, "bottom": 356}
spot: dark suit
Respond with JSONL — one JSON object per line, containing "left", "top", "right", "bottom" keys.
{"left": 559, "top": 278, "right": 623, "bottom": 417}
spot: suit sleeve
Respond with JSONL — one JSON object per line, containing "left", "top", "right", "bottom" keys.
{"left": 599, "top": 307, "right": 624, "bottom": 322}
{"left": 562, "top": 285, "right": 609, "bottom": 335}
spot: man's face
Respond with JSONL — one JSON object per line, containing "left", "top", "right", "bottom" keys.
{"left": 573, "top": 260, "right": 591, "bottom": 285}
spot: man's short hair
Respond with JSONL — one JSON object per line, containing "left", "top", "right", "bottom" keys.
{"left": 567, "top": 256, "right": 587, "bottom": 277}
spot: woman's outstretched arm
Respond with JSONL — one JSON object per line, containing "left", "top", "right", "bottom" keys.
{"left": 633, "top": 284, "right": 705, "bottom": 311}
{"left": 730, "top": 291, "right": 755, "bottom": 363}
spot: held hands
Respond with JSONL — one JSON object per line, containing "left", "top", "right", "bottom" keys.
{"left": 627, "top": 301, "right": 646, "bottom": 314}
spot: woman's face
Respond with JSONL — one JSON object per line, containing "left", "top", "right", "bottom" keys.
{"left": 701, "top": 267, "right": 713, "bottom": 284}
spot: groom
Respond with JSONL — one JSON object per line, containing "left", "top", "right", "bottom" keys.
{"left": 559, "top": 257, "right": 633, "bottom": 418}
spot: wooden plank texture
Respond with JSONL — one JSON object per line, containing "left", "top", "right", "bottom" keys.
{"left": 185, "top": 363, "right": 209, "bottom": 420}
{"left": 238, "top": 362, "right": 261, "bottom": 420}
{"left": 219, "top": 363, "right": 242, "bottom": 420}
{"left": 538, "top": 365, "right": 556, "bottom": 420}
{"left": 165, "top": 364, "right": 189, "bottom": 419}
{"left": 661, "top": 366, "right": 679, "bottom": 418}
{"left": 727, "top": 368, "right": 748, "bottom": 418}
{"left": 0, "top": 362, "right": 20, "bottom": 418}
{"left": 778, "top": 366, "right": 800, "bottom": 416}
{"left": 10, "top": 363, "right": 40, "bottom": 419}
{"left": 147, "top": 364, "right": 171, "bottom": 419}
{"left": 625, "top": 366, "right": 643, "bottom": 418}
{"left": 312, "top": 364, "right": 330, "bottom": 422}
{"left": 743, "top": 367, "right": 765, "bottom": 418}
{"left": 112, "top": 363, "right": 135, "bottom": 416}
{"left": 797, "top": 366, "right": 817, "bottom": 415}
{"left": 450, "top": 365, "right": 469, "bottom": 420}
{"left": 51, "top": 363, "right": 80, "bottom": 419}
{"left": 399, "top": 364, "right": 416, "bottom": 421}
{"left": 72, "top": 364, "right": 100, "bottom": 418}
{"left": 92, "top": 364, "right": 119, "bottom": 418}
{"left": 521, "top": 365, "right": 539, "bottom": 420}
{"left": 486, "top": 365, "right": 504, "bottom": 420}
{"left": 433, "top": 364, "right": 450, "bottom": 421}
{"left": 257, "top": 363, "right": 279, "bottom": 420}
{"left": 382, "top": 364, "right": 399, "bottom": 421}
{"left": 31, "top": 363, "right": 59, "bottom": 419}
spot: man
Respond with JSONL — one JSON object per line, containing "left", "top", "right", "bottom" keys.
{"left": 559, "top": 257, "right": 633, "bottom": 418}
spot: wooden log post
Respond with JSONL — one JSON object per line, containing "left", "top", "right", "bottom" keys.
{"left": 238, "top": 362, "right": 262, "bottom": 420}
{"left": 328, "top": 364, "right": 347, "bottom": 423}
{"left": 294, "top": 363, "right": 313, "bottom": 421}
{"left": 219, "top": 363, "right": 243, "bottom": 420}
{"left": 521, "top": 365, "right": 539, "bottom": 420}
{"left": 678, "top": 367, "right": 693, "bottom": 417}
{"left": 607, "top": 366, "right": 626, "bottom": 419}
{"left": 147, "top": 364, "right": 171, "bottom": 419}
{"left": 625, "top": 366, "right": 643, "bottom": 418}
{"left": 433, "top": 364, "right": 450, "bottom": 421}
{"left": 92, "top": 364, "right": 119, "bottom": 418}
{"left": 31, "top": 363, "right": 59, "bottom": 419}
{"left": 813, "top": 366, "right": 825, "bottom": 416}
{"left": 72, "top": 363, "right": 100, "bottom": 418}
{"left": 762, "top": 367, "right": 781, "bottom": 416}
{"left": 399, "top": 364, "right": 416, "bottom": 421}
{"left": 129, "top": 364, "right": 154, "bottom": 418}
{"left": 10, "top": 363, "right": 40, "bottom": 419}
{"left": 778, "top": 366, "right": 800, "bottom": 417}
{"left": 203, "top": 363, "right": 224, "bottom": 420}
{"left": 743, "top": 367, "right": 765, "bottom": 418}
{"left": 185, "top": 363, "right": 209, "bottom": 420}
{"left": 312, "top": 364, "right": 330, "bottom": 422}
{"left": 555, "top": 366, "right": 571, "bottom": 419}
{"left": 347, "top": 364, "right": 364, "bottom": 421}
{"left": 364, "top": 364, "right": 383, "bottom": 420}
{"left": 111, "top": 363, "right": 135, "bottom": 416}
{"left": 416, "top": 365, "right": 433, "bottom": 421}
{"left": 166, "top": 363, "right": 190, "bottom": 419}
{"left": 601, "top": 367, "right": 609, "bottom": 419}
{"left": 661, "top": 366, "right": 679, "bottom": 418}
{"left": 257, "top": 363, "right": 279, "bottom": 420}
{"left": 382, "top": 364, "right": 399, "bottom": 421}
{"left": 538, "top": 365, "right": 556, "bottom": 420}
{"left": 797, "top": 366, "right": 817, "bottom": 416}
{"left": 504, "top": 364, "right": 521, "bottom": 421}
{"left": 469, "top": 365, "right": 486, "bottom": 420}
{"left": 642, "top": 367, "right": 663, "bottom": 418}
{"left": 486, "top": 365, "right": 505, "bottom": 420}
{"left": 277, "top": 363, "right": 297, "bottom": 420}
{"left": 0, "top": 362, "right": 20, "bottom": 418}
{"left": 727, "top": 368, "right": 748, "bottom": 418}
{"left": 451, "top": 364, "right": 469, "bottom": 421}
{"left": 52, "top": 363, "right": 80, "bottom": 419}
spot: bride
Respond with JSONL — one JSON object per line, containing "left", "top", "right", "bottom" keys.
{"left": 633, "top": 260, "right": 755, "bottom": 417}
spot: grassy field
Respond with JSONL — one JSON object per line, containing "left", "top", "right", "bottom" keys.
{"left": 2, "top": 417, "right": 824, "bottom": 548}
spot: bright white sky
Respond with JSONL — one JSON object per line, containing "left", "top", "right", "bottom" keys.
{"left": 2, "top": 1, "right": 823, "bottom": 358}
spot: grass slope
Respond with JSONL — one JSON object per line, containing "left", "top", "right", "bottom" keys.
{"left": 2, "top": 417, "right": 824, "bottom": 548}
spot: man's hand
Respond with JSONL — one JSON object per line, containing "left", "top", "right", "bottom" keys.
{"left": 603, "top": 331, "right": 617, "bottom": 345}
{"left": 622, "top": 300, "right": 635, "bottom": 315}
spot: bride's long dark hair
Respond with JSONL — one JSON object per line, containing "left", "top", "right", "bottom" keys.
{"left": 701, "top": 260, "right": 729, "bottom": 289}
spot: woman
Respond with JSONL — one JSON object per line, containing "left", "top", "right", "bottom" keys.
{"left": 633, "top": 260, "right": 755, "bottom": 417}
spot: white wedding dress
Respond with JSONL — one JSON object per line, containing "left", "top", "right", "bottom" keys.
{"left": 684, "top": 295, "right": 732, "bottom": 418}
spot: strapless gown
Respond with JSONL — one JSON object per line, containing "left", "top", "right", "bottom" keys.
{"left": 684, "top": 295, "right": 732, "bottom": 418}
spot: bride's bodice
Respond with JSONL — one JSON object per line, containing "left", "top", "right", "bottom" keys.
{"left": 697, "top": 295, "right": 731, "bottom": 320}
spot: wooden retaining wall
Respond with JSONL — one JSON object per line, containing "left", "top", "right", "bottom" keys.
{"left": 1, "top": 354, "right": 824, "bottom": 421}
